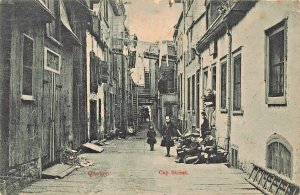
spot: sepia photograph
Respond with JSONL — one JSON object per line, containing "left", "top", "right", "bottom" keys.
{"left": 0, "top": 0, "right": 299, "bottom": 194}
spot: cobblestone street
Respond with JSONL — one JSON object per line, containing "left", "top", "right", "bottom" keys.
{"left": 19, "top": 125, "right": 261, "bottom": 195}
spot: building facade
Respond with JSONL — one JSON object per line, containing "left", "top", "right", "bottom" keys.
{"left": 144, "top": 41, "right": 178, "bottom": 131}
{"left": 86, "top": 0, "right": 136, "bottom": 140}
{"left": 0, "top": 0, "right": 90, "bottom": 181}
{"left": 174, "top": 0, "right": 300, "bottom": 184}
{"left": 0, "top": 1, "right": 136, "bottom": 189}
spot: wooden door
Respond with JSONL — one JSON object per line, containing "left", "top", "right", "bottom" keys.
{"left": 42, "top": 70, "right": 61, "bottom": 166}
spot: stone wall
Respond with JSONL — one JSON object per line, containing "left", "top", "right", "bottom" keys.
{"left": 1, "top": 158, "right": 40, "bottom": 194}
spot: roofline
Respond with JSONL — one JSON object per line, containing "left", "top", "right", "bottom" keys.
{"left": 195, "top": 0, "right": 257, "bottom": 52}
{"left": 173, "top": 11, "right": 183, "bottom": 38}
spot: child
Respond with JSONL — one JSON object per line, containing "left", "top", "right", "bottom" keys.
{"left": 147, "top": 124, "right": 157, "bottom": 151}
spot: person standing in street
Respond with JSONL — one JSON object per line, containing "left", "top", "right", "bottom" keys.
{"left": 201, "top": 111, "right": 210, "bottom": 139}
{"left": 160, "top": 116, "right": 175, "bottom": 157}
{"left": 147, "top": 123, "right": 157, "bottom": 151}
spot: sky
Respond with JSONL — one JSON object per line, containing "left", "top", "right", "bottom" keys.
{"left": 124, "top": 0, "right": 182, "bottom": 85}
{"left": 124, "top": 0, "right": 182, "bottom": 42}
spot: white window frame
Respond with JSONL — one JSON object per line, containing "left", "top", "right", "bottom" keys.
{"left": 44, "top": 47, "right": 61, "bottom": 74}
{"left": 265, "top": 19, "right": 287, "bottom": 105}
{"left": 232, "top": 49, "right": 243, "bottom": 115}
{"left": 219, "top": 55, "right": 227, "bottom": 113}
{"left": 202, "top": 67, "right": 208, "bottom": 94}
{"left": 21, "top": 33, "right": 34, "bottom": 101}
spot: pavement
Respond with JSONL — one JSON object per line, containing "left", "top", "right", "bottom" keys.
{"left": 19, "top": 123, "right": 262, "bottom": 195}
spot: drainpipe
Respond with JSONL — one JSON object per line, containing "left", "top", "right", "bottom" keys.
{"left": 226, "top": 25, "right": 232, "bottom": 165}
{"left": 182, "top": 0, "right": 187, "bottom": 131}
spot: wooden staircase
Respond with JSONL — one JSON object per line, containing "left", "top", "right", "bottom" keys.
{"left": 246, "top": 163, "right": 299, "bottom": 195}
{"left": 132, "top": 92, "right": 138, "bottom": 127}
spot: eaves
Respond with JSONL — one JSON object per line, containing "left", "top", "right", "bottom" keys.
{"left": 195, "top": 0, "right": 257, "bottom": 53}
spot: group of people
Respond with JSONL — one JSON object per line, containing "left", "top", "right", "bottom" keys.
{"left": 146, "top": 116, "right": 174, "bottom": 156}
{"left": 147, "top": 114, "right": 215, "bottom": 159}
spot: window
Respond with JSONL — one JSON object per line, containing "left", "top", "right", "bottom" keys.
{"left": 187, "top": 77, "right": 191, "bottom": 110}
{"left": 211, "top": 65, "right": 216, "bottom": 91}
{"left": 192, "top": 74, "right": 195, "bottom": 111}
{"left": 203, "top": 68, "right": 208, "bottom": 93}
{"left": 196, "top": 70, "right": 200, "bottom": 128}
{"left": 167, "top": 70, "right": 175, "bottom": 93}
{"left": 190, "top": 29, "right": 193, "bottom": 43}
{"left": 168, "top": 45, "right": 176, "bottom": 56}
{"left": 191, "top": 48, "right": 196, "bottom": 61}
{"left": 220, "top": 60, "right": 227, "bottom": 110}
{"left": 233, "top": 54, "right": 241, "bottom": 111}
{"left": 265, "top": 19, "right": 287, "bottom": 105}
{"left": 166, "top": 104, "right": 173, "bottom": 117}
{"left": 206, "top": 2, "right": 211, "bottom": 30}
{"left": 22, "top": 34, "right": 34, "bottom": 98}
{"left": 267, "top": 134, "right": 292, "bottom": 178}
{"left": 180, "top": 74, "right": 183, "bottom": 107}
{"left": 178, "top": 75, "right": 181, "bottom": 107}
{"left": 98, "top": 99, "right": 101, "bottom": 125}
{"left": 103, "top": 0, "right": 108, "bottom": 22}
{"left": 45, "top": 0, "right": 60, "bottom": 41}
{"left": 44, "top": 47, "right": 61, "bottom": 74}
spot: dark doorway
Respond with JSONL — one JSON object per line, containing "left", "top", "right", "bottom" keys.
{"left": 90, "top": 100, "right": 97, "bottom": 141}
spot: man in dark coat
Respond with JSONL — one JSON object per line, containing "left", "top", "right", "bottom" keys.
{"left": 161, "top": 116, "right": 175, "bottom": 157}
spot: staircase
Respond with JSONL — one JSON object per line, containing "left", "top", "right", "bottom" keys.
{"left": 132, "top": 92, "right": 138, "bottom": 127}
{"left": 246, "top": 163, "right": 299, "bottom": 195}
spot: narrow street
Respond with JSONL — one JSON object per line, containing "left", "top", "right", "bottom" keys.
{"left": 1, "top": 1, "right": 299, "bottom": 194}
{"left": 20, "top": 124, "right": 261, "bottom": 195}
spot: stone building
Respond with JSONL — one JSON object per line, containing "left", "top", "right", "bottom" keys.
{"left": 174, "top": 0, "right": 300, "bottom": 184}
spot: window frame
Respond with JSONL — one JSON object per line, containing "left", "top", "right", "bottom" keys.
{"left": 192, "top": 74, "right": 195, "bottom": 112}
{"left": 265, "top": 19, "right": 287, "bottom": 105}
{"left": 220, "top": 56, "right": 227, "bottom": 112}
{"left": 232, "top": 51, "right": 242, "bottom": 113}
{"left": 21, "top": 33, "right": 34, "bottom": 101}
{"left": 103, "top": 0, "right": 109, "bottom": 23}
{"left": 196, "top": 70, "right": 200, "bottom": 128}
{"left": 187, "top": 77, "right": 191, "bottom": 111}
{"left": 180, "top": 73, "right": 183, "bottom": 108}
{"left": 202, "top": 67, "right": 208, "bottom": 94}
{"left": 45, "top": 0, "right": 61, "bottom": 44}
{"left": 44, "top": 47, "right": 61, "bottom": 74}
{"left": 211, "top": 63, "right": 216, "bottom": 91}
{"left": 266, "top": 134, "right": 293, "bottom": 178}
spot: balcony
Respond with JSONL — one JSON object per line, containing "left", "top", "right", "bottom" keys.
{"left": 144, "top": 51, "right": 159, "bottom": 60}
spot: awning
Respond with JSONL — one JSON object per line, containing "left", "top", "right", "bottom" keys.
{"left": 60, "top": 0, "right": 81, "bottom": 46}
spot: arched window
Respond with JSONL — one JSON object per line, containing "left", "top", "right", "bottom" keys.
{"left": 266, "top": 134, "right": 293, "bottom": 178}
